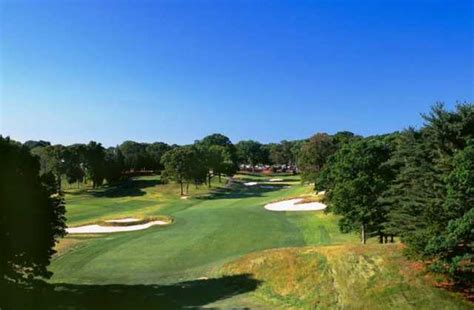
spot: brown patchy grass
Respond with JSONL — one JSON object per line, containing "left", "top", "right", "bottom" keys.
{"left": 54, "top": 236, "right": 91, "bottom": 257}
{"left": 219, "top": 244, "right": 472, "bottom": 309}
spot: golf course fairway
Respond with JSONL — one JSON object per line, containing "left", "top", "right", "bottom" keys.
{"left": 46, "top": 175, "right": 471, "bottom": 309}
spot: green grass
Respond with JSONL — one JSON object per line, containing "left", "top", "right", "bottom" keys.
{"left": 39, "top": 174, "right": 471, "bottom": 309}
{"left": 51, "top": 174, "right": 352, "bottom": 285}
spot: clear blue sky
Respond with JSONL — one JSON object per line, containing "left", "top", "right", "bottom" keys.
{"left": 1, "top": 0, "right": 472, "bottom": 146}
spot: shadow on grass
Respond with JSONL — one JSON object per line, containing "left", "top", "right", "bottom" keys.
{"left": 1, "top": 274, "right": 261, "bottom": 310}
{"left": 198, "top": 182, "right": 292, "bottom": 200}
{"left": 67, "top": 179, "right": 161, "bottom": 198}
{"left": 238, "top": 171, "right": 297, "bottom": 177}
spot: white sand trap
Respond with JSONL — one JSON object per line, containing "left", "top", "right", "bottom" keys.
{"left": 264, "top": 198, "right": 327, "bottom": 212}
{"left": 66, "top": 220, "right": 168, "bottom": 234}
{"left": 244, "top": 182, "right": 258, "bottom": 186}
{"left": 105, "top": 217, "right": 140, "bottom": 223}
{"left": 269, "top": 178, "right": 284, "bottom": 182}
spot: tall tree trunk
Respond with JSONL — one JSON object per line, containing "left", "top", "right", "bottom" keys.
{"left": 361, "top": 224, "right": 366, "bottom": 244}
{"left": 56, "top": 174, "right": 62, "bottom": 191}
{"left": 208, "top": 173, "right": 212, "bottom": 188}
{"left": 384, "top": 235, "right": 388, "bottom": 243}
{"left": 390, "top": 235, "right": 394, "bottom": 243}
{"left": 180, "top": 181, "right": 184, "bottom": 196}
{"left": 186, "top": 182, "right": 189, "bottom": 195}
{"left": 379, "top": 233, "right": 384, "bottom": 244}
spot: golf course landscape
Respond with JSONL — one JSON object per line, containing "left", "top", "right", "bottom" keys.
{"left": 37, "top": 174, "right": 468, "bottom": 309}
{"left": 2, "top": 2, "right": 472, "bottom": 309}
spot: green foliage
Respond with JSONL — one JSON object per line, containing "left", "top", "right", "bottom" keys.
{"left": 424, "top": 144, "right": 474, "bottom": 282}
{"left": 319, "top": 138, "right": 393, "bottom": 243}
{"left": 235, "top": 140, "right": 268, "bottom": 168}
{"left": 298, "top": 133, "right": 336, "bottom": 182}
{"left": 104, "top": 147, "right": 125, "bottom": 184}
{"left": 196, "top": 134, "right": 239, "bottom": 183}
{"left": 161, "top": 146, "right": 205, "bottom": 195}
{"left": 313, "top": 103, "right": 473, "bottom": 286}
{"left": 119, "top": 140, "right": 172, "bottom": 172}
{"left": 0, "top": 136, "right": 66, "bottom": 284}
{"left": 267, "top": 140, "right": 301, "bottom": 166}
{"left": 23, "top": 140, "right": 51, "bottom": 149}
{"left": 31, "top": 144, "right": 66, "bottom": 187}
{"left": 299, "top": 131, "right": 360, "bottom": 183}
{"left": 425, "top": 208, "right": 473, "bottom": 281}
{"left": 83, "top": 141, "right": 107, "bottom": 188}
{"left": 146, "top": 142, "right": 172, "bottom": 171}
{"left": 63, "top": 144, "right": 86, "bottom": 184}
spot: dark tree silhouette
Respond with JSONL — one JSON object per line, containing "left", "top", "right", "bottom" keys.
{"left": 0, "top": 136, "right": 66, "bottom": 284}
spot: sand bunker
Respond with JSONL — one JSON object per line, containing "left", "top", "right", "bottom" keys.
{"left": 67, "top": 220, "right": 168, "bottom": 234}
{"left": 105, "top": 218, "right": 140, "bottom": 223}
{"left": 269, "top": 178, "right": 284, "bottom": 182}
{"left": 264, "top": 198, "right": 327, "bottom": 212}
{"left": 244, "top": 182, "right": 258, "bottom": 186}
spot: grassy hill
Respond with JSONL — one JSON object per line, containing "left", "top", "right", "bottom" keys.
{"left": 216, "top": 245, "right": 471, "bottom": 309}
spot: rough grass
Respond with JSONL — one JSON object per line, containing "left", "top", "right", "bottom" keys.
{"left": 220, "top": 245, "right": 472, "bottom": 309}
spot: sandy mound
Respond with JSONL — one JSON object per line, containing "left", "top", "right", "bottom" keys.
{"left": 66, "top": 220, "right": 168, "bottom": 234}
{"left": 269, "top": 178, "right": 284, "bottom": 182}
{"left": 264, "top": 198, "right": 326, "bottom": 212}
{"left": 105, "top": 218, "right": 140, "bottom": 223}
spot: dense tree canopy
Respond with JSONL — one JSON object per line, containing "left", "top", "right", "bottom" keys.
{"left": 318, "top": 103, "right": 473, "bottom": 285}
{"left": 235, "top": 140, "right": 268, "bottom": 169}
{"left": 267, "top": 140, "right": 303, "bottom": 167}
{"left": 196, "top": 134, "right": 238, "bottom": 185}
{"left": 298, "top": 133, "right": 337, "bottom": 182}
{"left": 0, "top": 137, "right": 66, "bottom": 284}
{"left": 318, "top": 138, "right": 393, "bottom": 243}
{"left": 118, "top": 141, "right": 173, "bottom": 172}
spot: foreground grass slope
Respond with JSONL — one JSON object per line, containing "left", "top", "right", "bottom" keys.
{"left": 218, "top": 245, "right": 471, "bottom": 309}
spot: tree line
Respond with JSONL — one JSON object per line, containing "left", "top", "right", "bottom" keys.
{"left": 23, "top": 135, "right": 317, "bottom": 191}
{"left": 297, "top": 103, "right": 473, "bottom": 286}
